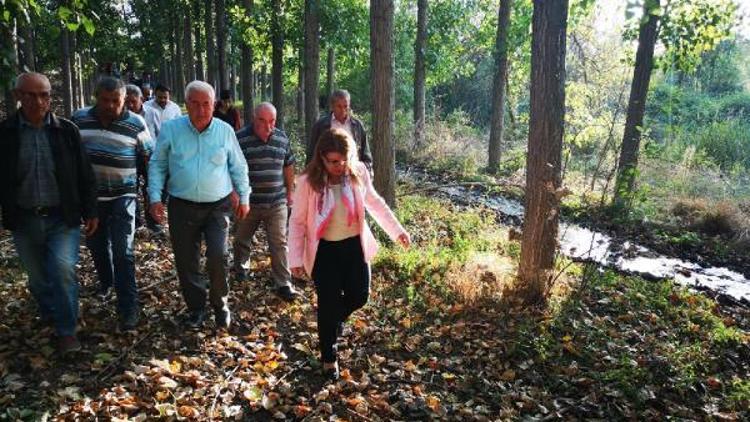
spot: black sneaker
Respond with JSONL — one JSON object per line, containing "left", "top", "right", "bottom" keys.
{"left": 120, "top": 310, "right": 141, "bottom": 331}
{"left": 184, "top": 310, "right": 206, "bottom": 330}
{"left": 215, "top": 307, "right": 231, "bottom": 330}
{"left": 275, "top": 285, "right": 300, "bottom": 302}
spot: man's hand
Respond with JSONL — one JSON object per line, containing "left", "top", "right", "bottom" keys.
{"left": 397, "top": 232, "right": 411, "bottom": 249}
{"left": 150, "top": 202, "right": 165, "bottom": 224}
{"left": 291, "top": 267, "right": 306, "bottom": 279}
{"left": 230, "top": 191, "right": 240, "bottom": 213}
{"left": 83, "top": 218, "right": 99, "bottom": 238}
{"left": 235, "top": 204, "right": 250, "bottom": 220}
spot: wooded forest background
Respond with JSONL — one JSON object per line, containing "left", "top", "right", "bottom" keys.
{"left": 2, "top": 0, "right": 750, "bottom": 301}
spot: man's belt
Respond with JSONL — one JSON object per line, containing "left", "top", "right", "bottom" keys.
{"left": 21, "top": 206, "right": 61, "bottom": 217}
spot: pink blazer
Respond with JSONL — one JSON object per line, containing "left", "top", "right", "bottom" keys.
{"left": 288, "top": 162, "right": 407, "bottom": 276}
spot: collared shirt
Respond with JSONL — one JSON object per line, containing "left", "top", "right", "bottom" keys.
{"left": 330, "top": 113, "right": 353, "bottom": 138}
{"left": 144, "top": 99, "right": 182, "bottom": 122}
{"left": 148, "top": 117, "right": 250, "bottom": 205}
{"left": 16, "top": 112, "right": 60, "bottom": 208}
{"left": 236, "top": 126, "right": 295, "bottom": 208}
{"left": 136, "top": 104, "right": 161, "bottom": 139}
{"left": 73, "top": 107, "right": 153, "bottom": 201}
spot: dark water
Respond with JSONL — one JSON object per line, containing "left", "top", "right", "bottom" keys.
{"left": 400, "top": 169, "right": 749, "bottom": 305}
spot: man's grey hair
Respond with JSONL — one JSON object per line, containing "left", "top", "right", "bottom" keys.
{"left": 95, "top": 77, "right": 126, "bottom": 97}
{"left": 254, "top": 101, "right": 277, "bottom": 117}
{"left": 125, "top": 84, "right": 143, "bottom": 98}
{"left": 14, "top": 72, "right": 51, "bottom": 90}
{"left": 329, "top": 89, "right": 351, "bottom": 105}
{"left": 185, "top": 80, "right": 215, "bottom": 101}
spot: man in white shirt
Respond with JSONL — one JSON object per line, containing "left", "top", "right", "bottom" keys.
{"left": 145, "top": 84, "right": 182, "bottom": 122}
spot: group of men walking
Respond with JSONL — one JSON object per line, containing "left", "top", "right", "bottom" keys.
{"left": 0, "top": 71, "right": 371, "bottom": 355}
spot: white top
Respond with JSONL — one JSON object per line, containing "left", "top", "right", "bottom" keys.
{"left": 144, "top": 99, "right": 182, "bottom": 122}
{"left": 330, "top": 114, "right": 353, "bottom": 139}
{"left": 322, "top": 184, "right": 360, "bottom": 241}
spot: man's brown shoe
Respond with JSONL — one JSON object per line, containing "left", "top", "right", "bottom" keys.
{"left": 58, "top": 335, "right": 81, "bottom": 354}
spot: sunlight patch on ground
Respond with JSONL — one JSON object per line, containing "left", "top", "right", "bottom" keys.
{"left": 445, "top": 251, "right": 516, "bottom": 306}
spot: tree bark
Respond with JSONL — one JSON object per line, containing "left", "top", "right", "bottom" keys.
{"left": 241, "top": 0, "right": 254, "bottom": 125}
{"left": 413, "top": 0, "right": 427, "bottom": 150}
{"left": 326, "top": 47, "right": 335, "bottom": 102}
{"left": 297, "top": 59, "right": 304, "bottom": 126}
{"left": 3, "top": 18, "right": 18, "bottom": 115}
{"left": 70, "top": 31, "right": 81, "bottom": 110}
{"left": 174, "top": 13, "right": 185, "bottom": 102}
{"left": 370, "top": 0, "right": 397, "bottom": 206}
{"left": 216, "top": 0, "right": 229, "bottom": 91}
{"left": 192, "top": 0, "right": 205, "bottom": 81}
{"left": 517, "top": 0, "right": 569, "bottom": 306}
{"left": 184, "top": 8, "right": 195, "bottom": 82}
{"left": 205, "top": 0, "right": 217, "bottom": 88}
{"left": 17, "top": 16, "right": 35, "bottom": 71}
{"left": 272, "top": 0, "right": 284, "bottom": 128}
{"left": 260, "top": 64, "right": 267, "bottom": 101}
{"left": 60, "top": 24, "right": 73, "bottom": 117}
{"left": 613, "top": 0, "right": 660, "bottom": 208}
{"left": 488, "top": 0, "right": 513, "bottom": 171}
{"left": 304, "top": 0, "right": 320, "bottom": 154}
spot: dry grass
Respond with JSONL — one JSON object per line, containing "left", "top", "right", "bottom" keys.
{"left": 671, "top": 198, "right": 750, "bottom": 241}
{"left": 444, "top": 252, "right": 516, "bottom": 306}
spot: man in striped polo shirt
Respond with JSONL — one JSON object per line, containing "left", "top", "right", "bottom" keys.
{"left": 72, "top": 77, "right": 153, "bottom": 331}
{"left": 233, "top": 102, "right": 300, "bottom": 302}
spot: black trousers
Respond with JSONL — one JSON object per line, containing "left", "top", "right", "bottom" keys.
{"left": 312, "top": 236, "right": 370, "bottom": 363}
{"left": 168, "top": 195, "right": 231, "bottom": 314}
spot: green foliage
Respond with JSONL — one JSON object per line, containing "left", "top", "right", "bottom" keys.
{"left": 375, "top": 194, "right": 505, "bottom": 308}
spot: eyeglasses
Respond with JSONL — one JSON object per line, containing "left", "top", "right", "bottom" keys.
{"left": 19, "top": 91, "right": 51, "bottom": 101}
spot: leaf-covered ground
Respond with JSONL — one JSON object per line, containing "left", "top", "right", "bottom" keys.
{"left": 0, "top": 194, "right": 748, "bottom": 421}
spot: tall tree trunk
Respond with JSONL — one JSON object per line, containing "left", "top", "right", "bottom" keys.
{"left": 17, "top": 17, "right": 35, "bottom": 71}
{"left": 3, "top": 18, "right": 18, "bottom": 115}
{"left": 613, "top": 0, "right": 660, "bottom": 209}
{"left": 304, "top": 0, "right": 320, "bottom": 153}
{"left": 260, "top": 65, "right": 267, "bottom": 101}
{"left": 216, "top": 0, "right": 228, "bottom": 91}
{"left": 488, "top": 0, "right": 513, "bottom": 171}
{"left": 297, "top": 59, "right": 304, "bottom": 125}
{"left": 174, "top": 13, "right": 185, "bottom": 102}
{"left": 70, "top": 31, "right": 81, "bottom": 109}
{"left": 272, "top": 0, "right": 284, "bottom": 128}
{"left": 193, "top": 0, "right": 205, "bottom": 81}
{"left": 413, "top": 0, "right": 427, "bottom": 150}
{"left": 205, "top": 0, "right": 217, "bottom": 88}
{"left": 370, "top": 0, "right": 396, "bottom": 206}
{"left": 241, "top": 0, "right": 254, "bottom": 125}
{"left": 517, "top": 0, "right": 569, "bottom": 306}
{"left": 60, "top": 24, "right": 74, "bottom": 117}
{"left": 326, "top": 47, "right": 335, "bottom": 102}
{"left": 184, "top": 9, "right": 195, "bottom": 82}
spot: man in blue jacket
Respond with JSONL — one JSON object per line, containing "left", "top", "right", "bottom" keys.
{"left": 0, "top": 72, "right": 98, "bottom": 354}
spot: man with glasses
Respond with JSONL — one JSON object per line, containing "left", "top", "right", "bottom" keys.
{"left": 0, "top": 72, "right": 98, "bottom": 354}
{"left": 232, "top": 102, "right": 300, "bottom": 301}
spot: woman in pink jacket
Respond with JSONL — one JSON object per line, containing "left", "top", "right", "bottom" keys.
{"left": 289, "top": 128, "right": 410, "bottom": 380}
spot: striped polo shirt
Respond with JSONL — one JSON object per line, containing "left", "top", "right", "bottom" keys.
{"left": 236, "top": 126, "right": 295, "bottom": 208}
{"left": 73, "top": 107, "right": 153, "bottom": 201}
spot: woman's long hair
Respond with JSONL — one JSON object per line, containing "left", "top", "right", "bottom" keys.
{"left": 304, "top": 128, "right": 362, "bottom": 193}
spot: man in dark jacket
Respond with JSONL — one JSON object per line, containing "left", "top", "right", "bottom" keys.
{"left": 0, "top": 72, "right": 98, "bottom": 355}
{"left": 306, "top": 89, "right": 372, "bottom": 169}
